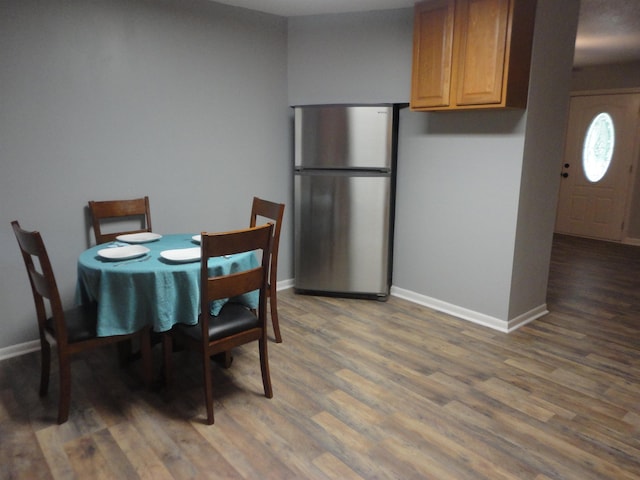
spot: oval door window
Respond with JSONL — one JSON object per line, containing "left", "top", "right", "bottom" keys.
{"left": 582, "top": 112, "right": 615, "bottom": 182}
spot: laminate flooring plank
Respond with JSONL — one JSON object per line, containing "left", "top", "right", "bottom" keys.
{"left": 374, "top": 435, "right": 474, "bottom": 480}
{"left": 311, "top": 452, "right": 366, "bottom": 480}
{"left": 152, "top": 411, "right": 244, "bottom": 479}
{"left": 64, "top": 435, "right": 118, "bottom": 480}
{"left": 442, "top": 399, "right": 605, "bottom": 480}
{"left": 225, "top": 396, "right": 328, "bottom": 479}
{"left": 1, "top": 420, "right": 52, "bottom": 480}
{"left": 547, "top": 414, "right": 640, "bottom": 475}
{"left": 392, "top": 410, "right": 531, "bottom": 480}
{"left": 449, "top": 392, "right": 637, "bottom": 480}
{"left": 34, "top": 425, "right": 75, "bottom": 480}
{"left": 92, "top": 428, "right": 141, "bottom": 479}
{"left": 109, "top": 421, "right": 174, "bottom": 480}
{"left": 125, "top": 399, "right": 203, "bottom": 480}
{"left": 191, "top": 412, "right": 298, "bottom": 480}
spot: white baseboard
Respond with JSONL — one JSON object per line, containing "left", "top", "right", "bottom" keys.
{"left": 390, "top": 286, "right": 548, "bottom": 333}
{"left": 505, "top": 304, "right": 549, "bottom": 332}
{"left": 0, "top": 340, "right": 40, "bottom": 362}
{"left": 281, "top": 279, "right": 548, "bottom": 332}
{"left": 276, "top": 279, "right": 295, "bottom": 291}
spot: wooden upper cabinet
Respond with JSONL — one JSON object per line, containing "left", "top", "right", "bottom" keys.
{"left": 455, "top": 0, "right": 509, "bottom": 106}
{"left": 411, "top": 0, "right": 455, "bottom": 108}
{"left": 411, "top": 0, "right": 537, "bottom": 111}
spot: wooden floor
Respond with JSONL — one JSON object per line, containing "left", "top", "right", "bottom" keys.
{"left": 2, "top": 234, "right": 639, "bottom": 479}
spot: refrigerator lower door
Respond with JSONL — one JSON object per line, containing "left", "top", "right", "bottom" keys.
{"left": 294, "top": 170, "right": 392, "bottom": 298}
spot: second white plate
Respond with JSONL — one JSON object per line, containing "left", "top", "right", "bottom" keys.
{"left": 98, "top": 245, "right": 150, "bottom": 261}
{"left": 116, "top": 232, "right": 162, "bottom": 243}
{"left": 160, "top": 247, "right": 201, "bottom": 263}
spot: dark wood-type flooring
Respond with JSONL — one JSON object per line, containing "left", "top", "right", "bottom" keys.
{"left": 1, "top": 234, "right": 639, "bottom": 479}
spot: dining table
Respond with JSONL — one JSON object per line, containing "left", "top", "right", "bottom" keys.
{"left": 76, "top": 233, "right": 259, "bottom": 337}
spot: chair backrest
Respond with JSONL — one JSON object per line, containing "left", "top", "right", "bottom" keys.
{"left": 88, "top": 196, "right": 152, "bottom": 244}
{"left": 11, "top": 221, "right": 68, "bottom": 344}
{"left": 249, "top": 197, "right": 284, "bottom": 288}
{"left": 199, "top": 224, "right": 274, "bottom": 336}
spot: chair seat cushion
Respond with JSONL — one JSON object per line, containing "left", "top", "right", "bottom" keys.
{"left": 177, "top": 303, "right": 260, "bottom": 342}
{"left": 45, "top": 303, "right": 98, "bottom": 344}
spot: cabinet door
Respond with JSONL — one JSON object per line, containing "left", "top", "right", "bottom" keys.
{"left": 411, "top": 0, "right": 455, "bottom": 108}
{"left": 455, "top": 0, "right": 510, "bottom": 106}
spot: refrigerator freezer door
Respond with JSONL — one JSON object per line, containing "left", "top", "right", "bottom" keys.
{"left": 294, "top": 170, "right": 392, "bottom": 297}
{"left": 294, "top": 105, "right": 394, "bottom": 170}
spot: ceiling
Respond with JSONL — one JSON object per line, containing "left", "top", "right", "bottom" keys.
{"left": 573, "top": 0, "right": 640, "bottom": 67}
{"left": 213, "top": 0, "right": 640, "bottom": 68}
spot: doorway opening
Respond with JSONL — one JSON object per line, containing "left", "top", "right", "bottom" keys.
{"left": 555, "top": 91, "right": 640, "bottom": 243}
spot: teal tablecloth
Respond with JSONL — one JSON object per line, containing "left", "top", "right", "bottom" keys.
{"left": 76, "top": 234, "right": 258, "bottom": 336}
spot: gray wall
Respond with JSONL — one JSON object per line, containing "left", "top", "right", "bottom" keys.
{"left": 288, "top": 9, "right": 413, "bottom": 105}
{"left": 288, "top": 0, "right": 579, "bottom": 329}
{"left": 0, "top": 0, "right": 584, "bottom": 351}
{"left": 510, "top": 0, "right": 581, "bottom": 319}
{"left": 0, "top": 0, "right": 289, "bottom": 349}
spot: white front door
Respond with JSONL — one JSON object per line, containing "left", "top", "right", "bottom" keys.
{"left": 555, "top": 93, "right": 640, "bottom": 241}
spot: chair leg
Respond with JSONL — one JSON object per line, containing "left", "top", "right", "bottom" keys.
{"left": 139, "top": 328, "right": 152, "bottom": 389}
{"left": 39, "top": 339, "right": 51, "bottom": 397}
{"left": 259, "top": 337, "right": 273, "bottom": 398}
{"left": 162, "top": 333, "right": 173, "bottom": 388}
{"left": 57, "top": 354, "right": 71, "bottom": 424}
{"left": 222, "top": 351, "right": 233, "bottom": 368}
{"left": 203, "top": 351, "right": 215, "bottom": 424}
{"left": 117, "top": 339, "right": 133, "bottom": 366}
{"left": 269, "top": 287, "right": 282, "bottom": 343}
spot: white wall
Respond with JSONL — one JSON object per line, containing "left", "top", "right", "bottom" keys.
{"left": 0, "top": 0, "right": 290, "bottom": 349}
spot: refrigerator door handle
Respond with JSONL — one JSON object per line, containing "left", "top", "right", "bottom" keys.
{"left": 295, "top": 167, "right": 391, "bottom": 175}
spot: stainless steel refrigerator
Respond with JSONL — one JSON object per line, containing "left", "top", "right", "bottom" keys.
{"left": 293, "top": 104, "right": 399, "bottom": 300}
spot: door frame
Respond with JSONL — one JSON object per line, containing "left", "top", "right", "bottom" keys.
{"left": 559, "top": 87, "right": 640, "bottom": 245}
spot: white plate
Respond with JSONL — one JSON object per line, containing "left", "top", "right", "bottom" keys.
{"left": 160, "top": 247, "right": 201, "bottom": 263}
{"left": 192, "top": 234, "right": 201, "bottom": 243}
{"left": 116, "top": 232, "right": 162, "bottom": 243}
{"left": 98, "top": 245, "right": 150, "bottom": 261}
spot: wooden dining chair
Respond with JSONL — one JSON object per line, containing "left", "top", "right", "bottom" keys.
{"left": 88, "top": 196, "right": 152, "bottom": 244}
{"left": 11, "top": 220, "right": 152, "bottom": 424}
{"left": 250, "top": 197, "right": 285, "bottom": 343}
{"left": 163, "top": 223, "right": 274, "bottom": 424}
